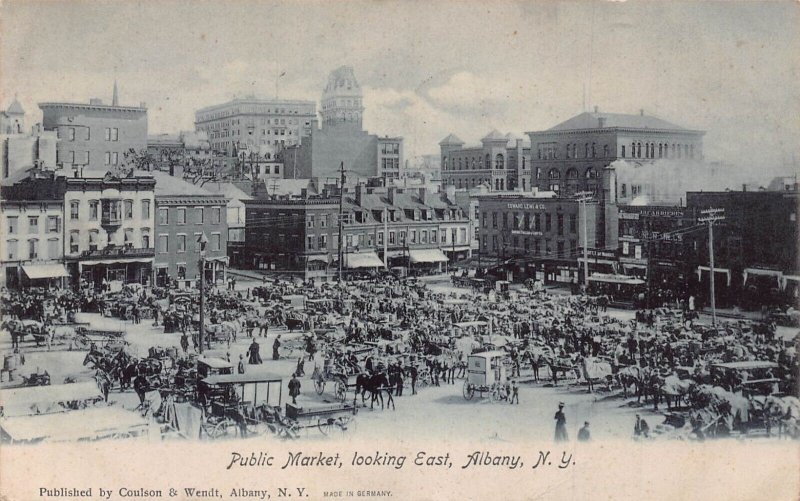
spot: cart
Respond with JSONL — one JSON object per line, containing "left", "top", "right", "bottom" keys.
{"left": 311, "top": 356, "right": 361, "bottom": 403}
{"left": 285, "top": 401, "right": 356, "bottom": 437}
{"left": 462, "top": 351, "right": 508, "bottom": 402}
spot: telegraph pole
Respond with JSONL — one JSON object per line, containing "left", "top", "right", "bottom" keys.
{"left": 197, "top": 232, "right": 209, "bottom": 354}
{"left": 576, "top": 191, "right": 593, "bottom": 294}
{"left": 337, "top": 161, "right": 345, "bottom": 283}
{"left": 699, "top": 208, "right": 725, "bottom": 326}
{"left": 383, "top": 207, "right": 389, "bottom": 268}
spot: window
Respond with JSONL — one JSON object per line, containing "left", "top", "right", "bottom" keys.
{"left": 460, "top": 228, "right": 467, "bottom": 243}
{"left": 177, "top": 235, "right": 186, "bottom": 253}
{"left": 432, "top": 230, "right": 438, "bottom": 243}
{"left": 620, "top": 184, "right": 627, "bottom": 197}
{"left": 104, "top": 128, "right": 111, "bottom": 141}
{"left": 142, "top": 230, "right": 150, "bottom": 249}
{"left": 177, "top": 208, "right": 186, "bottom": 224}
{"left": 158, "top": 208, "right": 169, "bottom": 225}
{"left": 85, "top": 128, "right": 90, "bottom": 140}
{"left": 194, "top": 233, "right": 202, "bottom": 252}
{"left": 307, "top": 236, "right": 315, "bottom": 249}
{"left": 142, "top": 200, "right": 150, "bottom": 219}
{"left": 28, "top": 216, "right": 39, "bottom": 232}
{"left": 70, "top": 201, "right": 80, "bottom": 220}
{"left": 7, "top": 239, "right": 17, "bottom": 260}
{"left": 557, "top": 214, "right": 564, "bottom": 236}
{"left": 421, "top": 231, "right": 428, "bottom": 244}
{"left": 124, "top": 200, "right": 133, "bottom": 219}
{"left": 318, "top": 235, "right": 327, "bottom": 249}
{"left": 68, "top": 128, "right": 75, "bottom": 141}
{"left": 7, "top": 216, "right": 17, "bottom": 234}
{"left": 534, "top": 213, "right": 541, "bottom": 232}
{"left": 28, "top": 239, "right": 39, "bottom": 259}
{"left": 389, "top": 231, "right": 396, "bottom": 245}
{"left": 320, "top": 215, "right": 327, "bottom": 228}
{"left": 158, "top": 235, "right": 168, "bottom": 253}
{"left": 569, "top": 214, "right": 577, "bottom": 233}
{"left": 104, "top": 152, "right": 111, "bottom": 165}
{"left": 195, "top": 207, "right": 204, "bottom": 224}
{"left": 47, "top": 216, "right": 60, "bottom": 233}
{"left": 89, "top": 200, "right": 99, "bottom": 220}
{"left": 545, "top": 214, "right": 552, "bottom": 232}
{"left": 177, "top": 265, "right": 186, "bottom": 280}
{"left": 89, "top": 231, "right": 99, "bottom": 251}
{"left": 410, "top": 230, "right": 417, "bottom": 244}
{"left": 212, "top": 207, "right": 221, "bottom": 224}
{"left": 124, "top": 229, "right": 134, "bottom": 246}
{"left": 112, "top": 152, "right": 118, "bottom": 165}
{"left": 306, "top": 216, "right": 314, "bottom": 228}
{"left": 495, "top": 154, "right": 504, "bottom": 169}
{"left": 621, "top": 145, "right": 626, "bottom": 158}
{"left": 69, "top": 231, "right": 79, "bottom": 254}
{"left": 111, "top": 128, "right": 119, "bottom": 141}
{"left": 492, "top": 212, "right": 497, "bottom": 228}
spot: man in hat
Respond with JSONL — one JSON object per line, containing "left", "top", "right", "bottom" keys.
{"left": 554, "top": 402, "right": 568, "bottom": 442}
{"left": 272, "top": 335, "right": 281, "bottom": 360}
{"left": 237, "top": 354, "right": 246, "bottom": 374}
{"left": 634, "top": 414, "right": 650, "bottom": 438}
{"left": 288, "top": 373, "right": 301, "bottom": 405}
{"left": 510, "top": 380, "right": 519, "bottom": 405}
{"left": 578, "top": 421, "right": 591, "bottom": 442}
{"left": 247, "top": 338, "right": 263, "bottom": 365}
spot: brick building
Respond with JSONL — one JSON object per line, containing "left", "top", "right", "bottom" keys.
{"left": 39, "top": 83, "right": 148, "bottom": 173}
{"left": 244, "top": 184, "right": 470, "bottom": 279}
{"left": 152, "top": 172, "right": 228, "bottom": 288}
{"left": 440, "top": 131, "right": 531, "bottom": 191}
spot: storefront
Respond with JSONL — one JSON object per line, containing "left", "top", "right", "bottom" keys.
{"left": 409, "top": 248, "right": 449, "bottom": 274}
{"left": 19, "top": 263, "right": 70, "bottom": 288}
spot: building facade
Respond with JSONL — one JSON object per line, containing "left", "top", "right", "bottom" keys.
{"left": 1, "top": 97, "right": 25, "bottom": 135}
{"left": 0, "top": 170, "right": 66, "bottom": 287}
{"left": 477, "top": 189, "right": 619, "bottom": 284}
{"left": 152, "top": 172, "right": 228, "bottom": 288}
{"left": 526, "top": 108, "right": 704, "bottom": 196}
{"left": 440, "top": 131, "right": 531, "bottom": 191}
{"left": 244, "top": 184, "right": 470, "bottom": 279}
{"left": 282, "top": 67, "right": 404, "bottom": 182}
{"left": 39, "top": 87, "right": 148, "bottom": 173}
{"left": 194, "top": 97, "right": 316, "bottom": 156}
{"left": 202, "top": 182, "right": 251, "bottom": 268}
{"left": 2, "top": 124, "right": 58, "bottom": 179}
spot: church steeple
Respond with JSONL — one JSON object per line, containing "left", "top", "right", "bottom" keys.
{"left": 112, "top": 80, "right": 119, "bottom": 106}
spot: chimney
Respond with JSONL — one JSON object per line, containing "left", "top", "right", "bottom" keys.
{"left": 387, "top": 187, "right": 397, "bottom": 205}
{"left": 355, "top": 182, "right": 366, "bottom": 206}
{"left": 598, "top": 117, "right": 606, "bottom": 128}
{"left": 742, "top": 184, "right": 747, "bottom": 192}
{"left": 112, "top": 80, "right": 119, "bottom": 106}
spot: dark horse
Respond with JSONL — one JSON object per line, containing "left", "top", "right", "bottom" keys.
{"left": 356, "top": 373, "right": 393, "bottom": 410}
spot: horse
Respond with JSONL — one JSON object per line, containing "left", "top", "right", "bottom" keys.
{"left": 356, "top": 373, "right": 392, "bottom": 410}
{"left": 286, "top": 317, "right": 304, "bottom": 332}
{"left": 661, "top": 375, "right": 695, "bottom": 410}
{"left": 1, "top": 318, "right": 26, "bottom": 348}
{"left": 83, "top": 350, "right": 115, "bottom": 373}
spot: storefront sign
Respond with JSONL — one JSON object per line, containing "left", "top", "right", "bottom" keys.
{"left": 511, "top": 230, "right": 543, "bottom": 236}
{"left": 507, "top": 202, "right": 546, "bottom": 210}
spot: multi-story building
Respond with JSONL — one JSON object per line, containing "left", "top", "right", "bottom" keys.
{"left": 147, "top": 130, "right": 215, "bottom": 174}
{"left": 152, "top": 172, "right": 228, "bottom": 288}
{"left": 2, "top": 123, "right": 58, "bottom": 179}
{"left": 194, "top": 97, "right": 316, "bottom": 157}
{"left": 63, "top": 171, "right": 156, "bottom": 288}
{"left": 199, "top": 182, "right": 250, "bottom": 268}
{"left": 526, "top": 108, "right": 705, "bottom": 196}
{"left": 39, "top": 83, "right": 148, "bottom": 173}
{"left": 440, "top": 131, "right": 531, "bottom": 191}
{"left": 477, "top": 194, "right": 611, "bottom": 284}
{"left": 243, "top": 183, "right": 470, "bottom": 279}
{"left": 282, "top": 66, "right": 404, "bottom": 182}
{"left": 0, "top": 169, "right": 66, "bottom": 287}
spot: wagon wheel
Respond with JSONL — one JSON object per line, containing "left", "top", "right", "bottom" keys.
{"left": 335, "top": 415, "right": 354, "bottom": 434}
{"left": 273, "top": 420, "right": 301, "bottom": 440}
{"left": 334, "top": 380, "right": 347, "bottom": 402}
{"left": 209, "top": 419, "right": 239, "bottom": 440}
{"left": 314, "top": 377, "right": 325, "bottom": 395}
{"left": 318, "top": 417, "right": 333, "bottom": 436}
{"left": 462, "top": 381, "right": 475, "bottom": 400}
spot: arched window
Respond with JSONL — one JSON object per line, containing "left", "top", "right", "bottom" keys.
{"left": 585, "top": 143, "right": 589, "bottom": 158}
{"left": 472, "top": 158, "right": 476, "bottom": 169}
{"left": 591, "top": 143, "right": 596, "bottom": 158}
{"left": 603, "top": 145, "right": 609, "bottom": 157}
{"left": 658, "top": 144, "right": 663, "bottom": 158}
{"left": 485, "top": 154, "right": 491, "bottom": 168}
{"left": 677, "top": 145, "right": 682, "bottom": 159}
{"left": 458, "top": 158, "right": 463, "bottom": 170}
{"left": 566, "top": 168, "right": 579, "bottom": 179}
{"left": 684, "top": 144, "right": 689, "bottom": 157}
{"left": 586, "top": 167, "right": 597, "bottom": 179}
{"left": 637, "top": 142, "right": 642, "bottom": 158}
{"left": 621, "top": 145, "right": 626, "bottom": 158}
{"left": 495, "top": 154, "right": 504, "bottom": 169}
{"left": 690, "top": 145, "right": 695, "bottom": 158}
{"left": 548, "top": 168, "right": 561, "bottom": 179}
{"left": 566, "top": 144, "right": 571, "bottom": 159}
{"left": 631, "top": 142, "right": 636, "bottom": 157}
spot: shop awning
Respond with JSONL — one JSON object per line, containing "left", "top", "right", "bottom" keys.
{"left": 588, "top": 273, "right": 645, "bottom": 285}
{"left": 205, "top": 256, "right": 230, "bottom": 264}
{"left": 409, "top": 249, "right": 449, "bottom": 263}
{"left": 697, "top": 266, "right": 731, "bottom": 286}
{"left": 80, "top": 257, "right": 153, "bottom": 266}
{"left": 622, "top": 263, "right": 648, "bottom": 271}
{"left": 383, "top": 250, "right": 406, "bottom": 258}
{"left": 21, "top": 264, "right": 70, "bottom": 280}
{"left": 345, "top": 252, "right": 384, "bottom": 269}
{"left": 781, "top": 275, "right": 800, "bottom": 290}
{"left": 305, "top": 254, "right": 329, "bottom": 263}
{"left": 743, "top": 268, "right": 782, "bottom": 287}
{"left": 578, "top": 257, "right": 617, "bottom": 265}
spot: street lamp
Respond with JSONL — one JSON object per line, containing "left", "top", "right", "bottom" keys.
{"left": 197, "top": 232, "right": 209, "bottom": 354}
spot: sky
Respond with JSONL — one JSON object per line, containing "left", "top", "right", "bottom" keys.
{"left": 1, "top": 0, "right": 798, "bottom": 180}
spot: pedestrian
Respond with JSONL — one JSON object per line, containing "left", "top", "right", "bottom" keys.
{"left": 447, "top": 355, "right": 456, "bottom": 384}
{"left": 578, "top": 421, "right": 591, "bottom": 442}
{"left": 288, "top": 373, "right": 301, "bottom": 405}
{"left": 247, "top": 338, "right": 263, "bottom": 365}
{"left": 510, "top": 380, "right": 519, "bottom": 404}
{"left": 237, "top": 354, "right": 246, "bottom": 374}
{"left": 407, "top": 362, "right": 418, "bottom": 395}
{"left": 273, "top": 335, "right": 281, "bottom": 360}
{"left": 554, "top": 402, "right": 568, "bottom": 442}
{"left": 296, "top": 357, "right": 305, "bottom": 377}
{"left": 634, "top": 414, "right": 650, "bottom": 439}
{"left": 180, "top": 332, "right": 189, "bottom": 354}
{"left": 395, "top": 362, "right": 404, "bottom": 396}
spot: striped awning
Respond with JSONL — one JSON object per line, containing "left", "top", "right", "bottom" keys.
{"left": 409, "top": 249, "right": 449, "bottom": 263}
{"left": 21, "top": 264, "right": 70, "bottom": 280}
{"left": 345, "top": 252, "right": 384, "bottom": 269}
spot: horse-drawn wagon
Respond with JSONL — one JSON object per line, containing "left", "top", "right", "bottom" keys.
{"left": 462, "top": 351, "right": 509, "bottom": 401}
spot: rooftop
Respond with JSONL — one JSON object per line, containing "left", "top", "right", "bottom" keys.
{"left": 542, "top": 111, "right": 700, "bottom": 133}
{"left": 151, "top": 171, "right": 218, "bottom": 197}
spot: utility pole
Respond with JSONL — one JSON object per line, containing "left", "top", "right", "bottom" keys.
{"left": 699, "top": 208, "right": 725, "bottom": 326}
{"left": 337, "top": 161, "right": 345, "bottom": 283}
{"left": 383, "top": 207, "right": 389, "bottom": 269}
{"left": 576, "top": 191, "right": 593, "bottom": 294}
{"left": 197, "top": 232, "right": 209, "bottom": 354}
{"left": 645, "top": 219, "right": 652, "bottom": 310}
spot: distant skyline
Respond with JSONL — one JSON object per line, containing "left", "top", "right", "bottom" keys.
{"left": 2, "top": 0, "right": 798, "bottom": 180}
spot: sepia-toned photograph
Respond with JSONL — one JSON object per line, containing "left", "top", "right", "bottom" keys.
{"left": 0, "top": 1, "right": 798, "bottom": 500}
